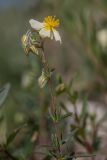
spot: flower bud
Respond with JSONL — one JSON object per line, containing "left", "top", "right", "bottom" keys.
{"left": 21, "top": 34, "right": 30, "bottom": 55}
{"left": 21, "top": 31, "right": 39, "bottom": 56}
{"left": 55, "top": 83, "right": 66, "bottom": 95}
{"left": 38, "top": 69, "right": 51, "bottom": 88}
{"left": 30, "top": 45, "right": 38, "bottom": 55}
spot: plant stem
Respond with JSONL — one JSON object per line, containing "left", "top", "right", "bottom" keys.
{"left": 41, "top": 44, "right": 61, "bottom": 156}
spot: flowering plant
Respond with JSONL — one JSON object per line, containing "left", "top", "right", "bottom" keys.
{"left": 21, "top": 16, "right": 96, "bottom": 160}
{"left": 0, "top": 16, "right": 102, "bottom": 160}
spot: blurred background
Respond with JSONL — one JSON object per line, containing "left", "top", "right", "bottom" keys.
{"left": 1, "top": 0, "right": 107, "bottom": 95}
{"left": 1, "top": 0, "right": 107, "bottom": 159}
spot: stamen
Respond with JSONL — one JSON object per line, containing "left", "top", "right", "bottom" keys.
{"left": 43, "top": 16, "right": 60, "bottom": 30}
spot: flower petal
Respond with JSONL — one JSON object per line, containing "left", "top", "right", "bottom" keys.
{"left": 39, "top": 28, "right": 53, "bottom": 39}
{"left": 53, "top": 29, "right": 62, "bottom": 43}
{"left": 29, "top": 19, "right": 44, "bottom": 31}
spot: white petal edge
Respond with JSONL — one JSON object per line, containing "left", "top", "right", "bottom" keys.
{"left": 29, "top": 19, "right": 44, "bottom": 31}
{"left": 53, "top": 29, "right": 62, "bottom": 43}
{"left": 39, "top": 28, "right": 52, "bottom": 38}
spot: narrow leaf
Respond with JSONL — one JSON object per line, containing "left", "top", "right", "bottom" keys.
{"left": 0, "top": 83, "right": 11, "bottom": 107}
{"left": 61, "top": 112, "right": 72, "bottom": 120}
{"left": 7, "top": 124, "right": 27, "bottom": 145}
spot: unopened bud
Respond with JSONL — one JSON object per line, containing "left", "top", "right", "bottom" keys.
{"left": 21, "top": 31, "right": 39, "bottom": 56}
{"left": 55, "top": 83, "right": 66, "bottom": 95}
{"left": 38, "top": 69, "right": 51, "bottom": 88}
{"left": 30, "top": 45, "right": 38, "bottom": 55}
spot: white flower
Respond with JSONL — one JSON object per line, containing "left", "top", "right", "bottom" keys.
{"left": 29, "top": 16, "right": 61, "bottom": 43}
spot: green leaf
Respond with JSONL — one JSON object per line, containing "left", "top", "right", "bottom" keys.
{"left": 49, "top": 106, "right": 62, "bottom": 123}
{"left": 0, "top": 83, "right": 11, "bottom": 107}
{"left": 67, "top": 153, "right": 96, "bottom": 159}
{"left": 80, "top": 96, "right": 89, "bottom": 133}
{"left": 80, "top": 96, "right": 88, "bottom": 119}
{"left": 7, "top": 124, "right": 27, "bottom": 146}
{"left": 61, "top": 112, "right": 72, "bottom": 120}
{"left": 68, "top": 91, "right": 78, "bottom": 104}
{"left": 92, "top": 136, "right": 101, "bottom": 151}
{"left": 56, "top": 74, "right": 63, "bottom": 84}
{"left": 51, "top": 134, "right": 60, "bottom": 151}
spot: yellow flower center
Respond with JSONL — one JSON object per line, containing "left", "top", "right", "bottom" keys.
{"left": 43, "top": 16, "right": 60, "bottom": 30}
